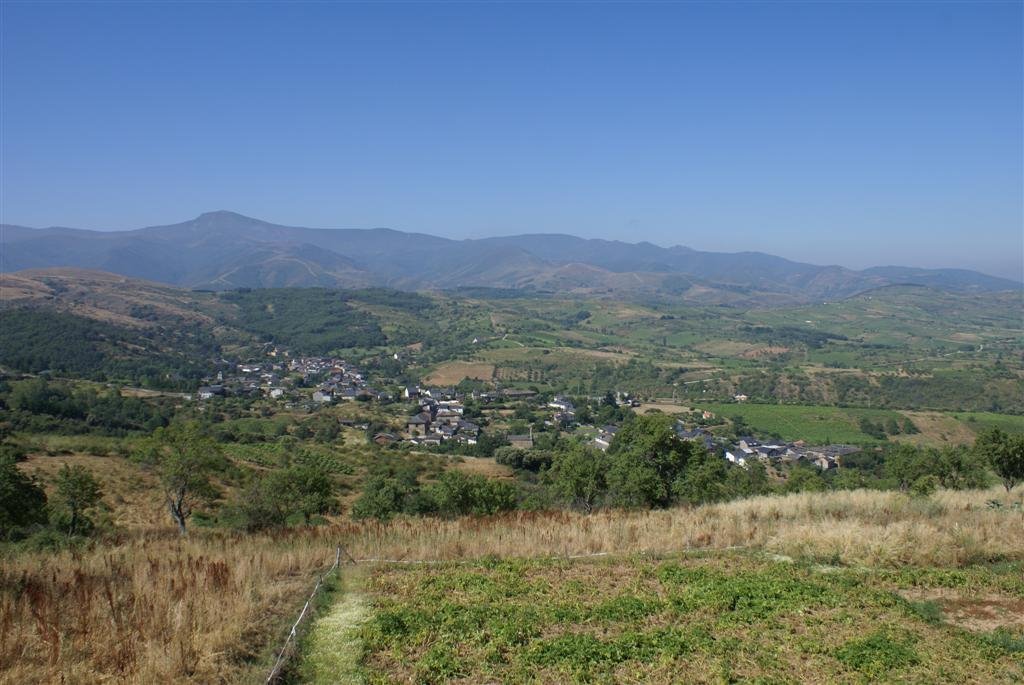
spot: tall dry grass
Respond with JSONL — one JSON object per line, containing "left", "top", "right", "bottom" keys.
{"left": 2, "top": 487, "right": 1021, "bottom": 683}
{"left": 0, "top": 531, "right": 337, "bottom": 684}
{"left": 335, "top": 486, "right": 1024, "bottom": 567}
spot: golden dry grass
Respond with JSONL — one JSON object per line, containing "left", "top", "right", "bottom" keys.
{"left": 337, "top": 487, "right": 1024, "bottom": 568}
{"left": 0, "top": 532, "right": 340, "bottom": 685}
{"left": 421, "top": 361, "right": 495, "bottom": 386}
{"left": 891, "top": 411, "right": 978, "bottom": 447}
{"left": 20, "top": 454, "right": 167, "bottom": 529}
{"left": 448, "top": 456, "right": 515, "bottom": 480}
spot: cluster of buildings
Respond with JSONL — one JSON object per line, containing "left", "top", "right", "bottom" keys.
{"left": 546, "top": 395, "right": 577, "bottom": 427}
{"left": 299, "top": 357, "right": 388, "bottom": 404}
{"left": 583, "top": 415, "right": 857, "bottom": 472}
{"left": 404, "top": 387, "right": 480, "bottom": 447}
{"left": 724, "top": 437, "right": 859, "bottom": 470}
{"left": 195, "top": 361, "right": 287, "bottom": 401}
{"left": 194, "top": 354, "right": 388, "bottom": 407}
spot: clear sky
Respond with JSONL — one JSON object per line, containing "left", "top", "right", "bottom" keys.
{"left": 2, "top": 1, "right": 1021, "bottom": 279}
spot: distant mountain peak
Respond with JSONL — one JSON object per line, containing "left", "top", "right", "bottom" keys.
{"left": 193, "top": 210, "right": 265, "bottom": 225}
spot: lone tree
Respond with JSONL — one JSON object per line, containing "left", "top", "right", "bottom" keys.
{"left": 53, "top": 464, "right": 103, "bottom": 536}
{"left": 976, "top": 428, "right": 1024, "bottom": 492}
{"left": 136, "top": 423, "right": 226, "bottom": 534}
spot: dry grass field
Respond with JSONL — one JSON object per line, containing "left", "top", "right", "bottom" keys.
{"left": 338, "top": 487, "right": 1024, "bottom": 568}
{"left": 0, "top": 532, "right": 340, "bottom": 684}
{"left": 421, "top": 361, "right": 495, "bottom": 386}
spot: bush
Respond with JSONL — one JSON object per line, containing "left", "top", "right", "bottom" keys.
{"left": 836, "top": 630, "right": 919, "bottom": 677}
{"left": 0, "top": 456, "right": 47, "bottom": 540}
{"left": 910, "top": 474, "right": 939, "bottom": 498}
{"left": 231, "top": 464, "right": 336, "bottom": 530}
{"left": 426, "top": 472, "right": 518, "bottom": 518}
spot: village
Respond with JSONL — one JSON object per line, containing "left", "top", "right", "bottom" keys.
{"left": 193, "top": 350, "right": 389, "bottom": 407}
{"left": 191, "top": 347, "right": 859, "bottom": 472}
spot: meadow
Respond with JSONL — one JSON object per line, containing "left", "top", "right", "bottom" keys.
{"left": 304, "top": 485, "right": 1024, "bottom": 683}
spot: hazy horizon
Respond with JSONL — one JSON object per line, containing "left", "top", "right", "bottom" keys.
{"left": 2, "top": 2, "right": 1022, "bottom": 280}
{"left": 2, "top": 208, "right": 1020, "bottom": 282}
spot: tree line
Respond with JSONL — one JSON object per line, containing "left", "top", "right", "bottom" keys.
{"left": 3, "top": 416, "right": 1021, "bottom": 542}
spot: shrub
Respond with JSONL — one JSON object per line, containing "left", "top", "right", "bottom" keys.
{"left": 426, "top": 471, "right": 518, "bottom": 518}
{"left": 836, "top": 630, "right": 919, "bottom": 677}
{"left": 910, "top": 474, "right": 939, "bottom": 498}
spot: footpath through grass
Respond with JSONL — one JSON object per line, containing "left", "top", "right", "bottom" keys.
{"left": 291, "top": 570, "right": 371, "bottom": 685}
{"left": 343, "top": 551, "right": 1023, "bottom": 684}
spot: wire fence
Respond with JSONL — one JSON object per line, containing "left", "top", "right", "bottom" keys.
{"left": 265, "top": 546, "right": 343, "bottom": 684}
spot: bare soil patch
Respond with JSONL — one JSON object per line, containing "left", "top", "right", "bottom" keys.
{"left": 899, "top": 588, "right": 1024, "bottom": 632}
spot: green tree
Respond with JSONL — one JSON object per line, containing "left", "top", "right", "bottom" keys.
{"left": 0, "top": 457, "right": 47, "bottom": 539}
{"left": 136, "top": 423, "right": 227, "bottom": 534}
{"left": 351, "top": 468, "right": 425, "bottom": 521}
{"left": 426, "top": 471, "right": 517, "bottom": 518}
{"left": 545, "top": 444, "right": 607, "bottom": 512}
{"left": 283, "top": 464, "right": 336, "bottom": 523}
{"left": 885, "top": 444, "right": 932, "bottom": 492}
{"left": 52, "top": 464, "right": 103, "bottom": 536}
{"left": 975, "top": 428, "right": 1024, "bottom": 492}
{"left": 0, "top": 442, "right": 28, "bottom": 463}
{"left": 672, "top": 448, "right": 730, "bottom": 505}
{"left": 784, "top": 466, "right": 827, "bottom": 493}
{"left": 234, "top": 464, "right": 336, "bottom": 530}
{"left": 606, "top": 414, "right": 694, "bottom": 508}
{"left": 725, "top": 460, "right": 773, "bottom": 498}
{"left": 933, "top": 446, "right": 990, "bottom": 490}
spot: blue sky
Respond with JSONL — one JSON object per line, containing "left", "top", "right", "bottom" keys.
{"left": 2, "top": 1, "right": 1021, "bottom": 279}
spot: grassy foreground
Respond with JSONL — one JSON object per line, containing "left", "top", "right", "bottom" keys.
{"left": 303, "top": 487, "right": 1024, "bottom": 684}
{"left": 355, "top": 552, "right": 1023, "bottom": 684}
{"left": 2, "top": 487, "right": 1022, "bottom": 683}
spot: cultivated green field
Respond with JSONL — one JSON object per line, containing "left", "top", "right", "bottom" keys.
{"left": 694, "top": 403, "right": 907, "bottom": 443}
{"left": 347, "top": 552, "right": 1023, "bottom": 684}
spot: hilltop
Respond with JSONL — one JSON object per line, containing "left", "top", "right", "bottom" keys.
{"left": 3, "top": 211, "right": 1019, "bottom": 304}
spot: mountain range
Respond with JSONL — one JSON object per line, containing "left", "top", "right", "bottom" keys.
{"left": 2, "top": 210, "right": 1018, "bottom": 305}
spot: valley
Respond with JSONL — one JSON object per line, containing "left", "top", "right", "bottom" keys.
{"left": 0, "top": 268, "right": 1021, "bottom": 683}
